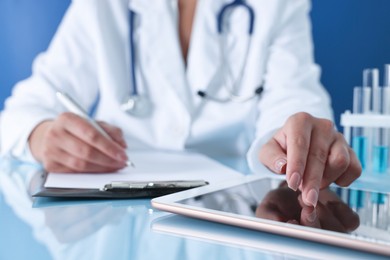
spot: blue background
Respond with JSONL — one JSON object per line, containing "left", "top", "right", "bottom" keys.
{"left": 1, "top": 0, "right": 390, "bottom": 129}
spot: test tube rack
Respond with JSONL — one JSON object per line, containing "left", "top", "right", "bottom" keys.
{"left": 341, "top": 110, "right": 390, "bottom": 185}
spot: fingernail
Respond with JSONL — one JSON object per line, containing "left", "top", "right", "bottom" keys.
{"left": 306, "top": 208, "right": 317, "bottom": 222}
{"left": 306, "top": 188, "right": 319, "bottom": 207}
{"left": 288, "top": 172, "right": 301, "bottom": 191}
{"left": 274, "top": 158, "right": 287, "bottom": 173}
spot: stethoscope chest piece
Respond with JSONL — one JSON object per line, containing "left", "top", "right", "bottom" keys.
{"left": 121, "top": 95, "right": 153, "bottom": 117}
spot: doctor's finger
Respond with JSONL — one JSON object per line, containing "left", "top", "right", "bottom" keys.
{"left": 301, "top": 124, "right": 334, "bottom": 207}
{"left": 45, "top": 148, "right": 122, "bottom": 173}
{"left": 56, "top": 129, "right": 127, "bottom": 169}
{"left": 321, "top": 135, "right": 351, "bottom": 188}
{"left": 58, "top": 113, "right": 128, "bottom": 163}
{"left": 42, "top": 160, "right": 73, "bottom": 173}
{"left": 98, "top": 122, "right": 127, "bottom": 148}
{"left": 259, "top": 138, "right": 287, "bottom": 174}
{"left": 281, "top": 113, "right": 312, "bottom": 191}
{"left": 334, "top": 148, "right": 362, "bottom": 187}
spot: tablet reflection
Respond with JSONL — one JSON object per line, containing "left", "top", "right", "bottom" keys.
{"left": 255, "top": 181, "right": 360, "bottom": 233}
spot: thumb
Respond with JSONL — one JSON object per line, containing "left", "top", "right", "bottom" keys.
{"left": 259, "top": 138, "right": 287, "bottom": 174}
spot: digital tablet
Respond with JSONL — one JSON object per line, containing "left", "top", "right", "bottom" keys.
{"left": 151, "top": 175, "right": 390, "bottom": 256}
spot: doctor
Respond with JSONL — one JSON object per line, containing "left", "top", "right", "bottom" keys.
{"left": 1, "top": 0, "right": 361, "bottom": 207}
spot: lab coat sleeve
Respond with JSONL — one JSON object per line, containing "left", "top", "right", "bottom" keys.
{"left": 0, "top": 0, "right": 99, "bottom": 161}
{"left": 247, "top": 0, "right": 334, "bottom": 174}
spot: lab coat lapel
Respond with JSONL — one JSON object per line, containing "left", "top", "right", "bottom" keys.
{"left": 186, "top": 0, "right": 222, "bottom": 108}
{"left": 129, "top": 0, "right": 194, "bottom": 113}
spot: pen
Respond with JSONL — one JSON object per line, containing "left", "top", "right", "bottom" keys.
{"left": 56, "top": 91, "right": 135, "bottom": 167}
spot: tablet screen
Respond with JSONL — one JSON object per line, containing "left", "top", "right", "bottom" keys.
{"left": 177, "top": 178, "right": 390, "bottom": 244}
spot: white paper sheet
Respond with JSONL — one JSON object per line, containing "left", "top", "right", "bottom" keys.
{"left": 44, "top": 151, "right": 243, "bottom": 189}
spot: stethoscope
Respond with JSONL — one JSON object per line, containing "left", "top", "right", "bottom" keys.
{"left": 121, "top": 0, "right": 263, "bottom": 117}
{"left": 120, "top": 9, "right": 152, "bottom": 117}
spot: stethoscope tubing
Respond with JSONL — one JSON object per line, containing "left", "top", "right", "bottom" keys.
{"left": 129, "top": 10, "right": 138, "bottom": 96}
{"left": 217, "top": 0, "right": 255, "bottom": 35}
{"left": 124, "top": 0, "right": 260, "bottom": 115}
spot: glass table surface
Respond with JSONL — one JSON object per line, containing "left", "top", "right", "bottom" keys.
{"left": 0, "top": 156, "right": 388, "bottom": 260}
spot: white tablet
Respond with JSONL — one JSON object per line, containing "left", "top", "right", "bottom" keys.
{"left": 151, "top": 175, "right": 390, "bottom": 256}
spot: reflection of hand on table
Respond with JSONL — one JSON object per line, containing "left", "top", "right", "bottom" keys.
{"left": 255, "top": 182, "right": 301, "bottom": 223}
{"left": 256, "top": 181, "right": 360, "bottom": 233}
{"left": 43, "top": 204, "right": 126, "bottom": 243}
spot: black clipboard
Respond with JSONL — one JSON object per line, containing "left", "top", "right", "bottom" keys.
{"left": 31, "top": 171, "right": 208, "bottom": 199}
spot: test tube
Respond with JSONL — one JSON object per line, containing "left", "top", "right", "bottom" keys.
{"left": 352, "top": 86, "right": 371, "bottom": 169}
{"left": 363, "top": 68, "right": 379, "bottom": 88}
{"left": 369, "top": 67, "right": 389, "bottom": 229}
{"left": 349, "top": 71, "right": 377, "bottom": 214}
{"left": 364, "top": 69, "right": 379, "bottom": 111}
{"left": 383, "top": 64, "right": 390, "bottom": 173}
{"left": 370, "top": 67, "right": 390, "bottom": 174}
{"left": 372, "top": 87, "right": 389, "bottom": 173}
{"left": 384, "top": 64, "right": 390, "bottom": 87}
{"left": 370, "top": 192, "right": 388, "bottom": 229}
{"left": 348, "top": 188, "right": 364, "bottom": 213}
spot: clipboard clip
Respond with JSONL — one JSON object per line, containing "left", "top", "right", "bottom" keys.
{"left": 102, "top": 180, "right": 209, "bottom": 191}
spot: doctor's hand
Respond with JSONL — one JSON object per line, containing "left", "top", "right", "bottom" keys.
{"left": 28, "top": 112, "right": 128, "bottom": 173}
{"left": 259, "top": 112, "right": 361, "bottom": 207}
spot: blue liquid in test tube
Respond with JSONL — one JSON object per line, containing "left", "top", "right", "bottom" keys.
{"left": 371, "top": 192, "right": 386, "bottom": 204}
{"left": 373, "top": 145, "right": 389, "bottom": 173}
{"left": 352, "top": 86, "right": 371, "bottom": 170}
{"left": 348, "top": 189, "right": 365, "bottom": 212}
{"left": 352, "top": 136, "right": 368, "bottom": 170}
{"left": 371, "top": 77, "right": 390, "bottom": 174}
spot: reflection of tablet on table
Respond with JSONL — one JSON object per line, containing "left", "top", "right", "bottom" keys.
{"left": 152, "top": 215, "right": 383, "bottom": 259}
{"left": 151, "top": 176, "right": 390, "bottom": 256}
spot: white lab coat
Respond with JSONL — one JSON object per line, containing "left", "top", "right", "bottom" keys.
{"left": 1, "top": 0, "right": 333, "bottom": 173}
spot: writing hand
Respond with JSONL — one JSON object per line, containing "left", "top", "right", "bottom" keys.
{"left": 29, "top": 112, "right": 128, "bottom": 172}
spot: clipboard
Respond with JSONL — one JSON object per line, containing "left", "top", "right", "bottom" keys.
{"left": 31, "top": 151, "right": 242, "bottom": 199}
{"left": 33, "top": 177, "right": 209, "bottom": 199}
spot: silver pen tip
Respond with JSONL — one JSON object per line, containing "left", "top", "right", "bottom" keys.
{"left": 126, "top": 160, "right": 135, "bottom": 168}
